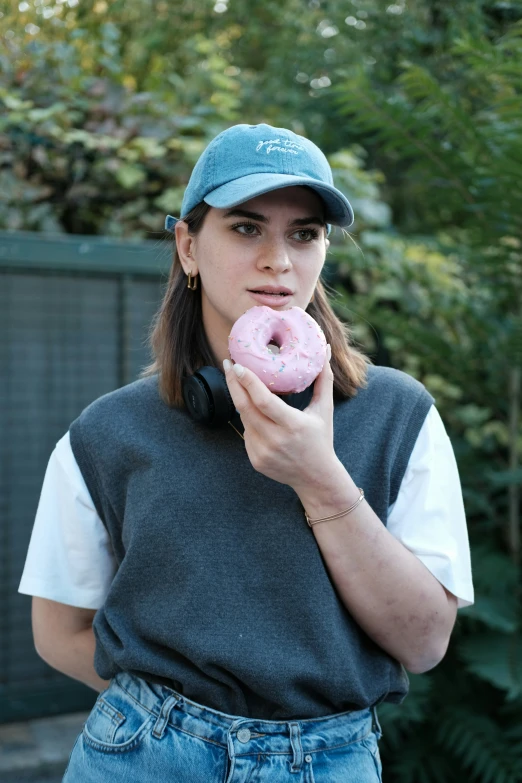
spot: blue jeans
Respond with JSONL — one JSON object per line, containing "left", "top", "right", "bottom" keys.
{"left": 62, "top": 672, "right": 383, "bottom": 782}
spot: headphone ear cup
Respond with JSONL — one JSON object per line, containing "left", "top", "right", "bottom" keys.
{"left": 182, "top": 367, "right": 236, "bottom": 427}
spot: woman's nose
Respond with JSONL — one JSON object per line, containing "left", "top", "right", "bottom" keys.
{"left": 258, "top": 243, "right": 292, "bottom": 273}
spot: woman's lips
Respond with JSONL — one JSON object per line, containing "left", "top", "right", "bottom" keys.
{"left": 248, "top": 291, "right": 292, "bottom": 306}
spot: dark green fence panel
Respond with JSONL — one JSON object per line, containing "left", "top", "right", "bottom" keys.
{"left": 0, "top": 230, "right": 170, "bottom": 723}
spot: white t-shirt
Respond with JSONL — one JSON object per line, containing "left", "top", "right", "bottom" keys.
{"left": 19, "top": 405, "right": 474, "bottom": 610}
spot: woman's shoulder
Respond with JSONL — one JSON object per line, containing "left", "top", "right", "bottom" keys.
{"left": 74, "top": 374, "right": 161, "bottom": 422}
{"left": 364, "top": 363, "right": 432, "bottom": 397}
{"left": 337, "top": 363, "right": 435, "bottom": 414}
{"left": 101, "top": 373, "right": 160, "bottom": 404}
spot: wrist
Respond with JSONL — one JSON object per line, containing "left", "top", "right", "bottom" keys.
{"left": 294, "top": 460, "right": 360, "bottom": 519}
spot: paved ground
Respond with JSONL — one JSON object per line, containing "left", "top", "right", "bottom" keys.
{"left": 0, "top": 711, "right": 89, "bottom": 783}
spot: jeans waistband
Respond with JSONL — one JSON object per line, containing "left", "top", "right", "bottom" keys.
{"left": 113, "top": 672, "right": 382, "bottom": 760}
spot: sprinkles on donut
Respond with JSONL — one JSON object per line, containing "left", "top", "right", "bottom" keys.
{"left": 228, "top": 305, "right": 327, "bottom": 394}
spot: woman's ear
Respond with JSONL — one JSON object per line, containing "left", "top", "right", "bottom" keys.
{"left": 174, "top": 221, "right": 197, "bottom": 274}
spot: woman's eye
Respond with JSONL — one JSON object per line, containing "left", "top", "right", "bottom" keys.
{"left": 232, "top": 222, "right": 259, "bottom": 236}
{"left": 294, "top": 229, "right": 319, "bottom": 242}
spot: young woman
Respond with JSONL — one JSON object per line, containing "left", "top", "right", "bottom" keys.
{"left": 19, "top": 123, "right": 474, "bottom": 782}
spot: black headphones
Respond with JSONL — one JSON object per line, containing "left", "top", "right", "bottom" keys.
{"left": 182, "top": 367, "right": 315, "bottom": 434}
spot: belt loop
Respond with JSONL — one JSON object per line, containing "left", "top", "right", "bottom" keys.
{"left": 152, "top": 693, "right": 181, "bottom": 740}
{"left": 371, "top": 706, "right": 383, "bottom": 739}
{"left": 288, "top": 722, "right": 303, "bottom": 773}
{"left": 226, "top": 728, "right": 236, "bottom": 764}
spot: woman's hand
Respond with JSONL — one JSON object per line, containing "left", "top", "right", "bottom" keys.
{"left": 223, "top": 345, "right": 342, "bottom": 493}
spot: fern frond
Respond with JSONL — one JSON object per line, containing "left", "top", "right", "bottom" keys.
{"left": 463, "top": 544, "right": 518, "bottom": 594}
{"left": 437, "top": 706, "right": 522, "bottom": 783}
{"left": 460, "top": 594, "right": 518, "bottom": 633}
{"left": 396, "top": 65, "right": 489, "bottom": 162}
{"left": 458, "top": 632, "right": 522, "bottom": 699}
{"left": 331, "top": 79, "right": 475, "bottom": 206}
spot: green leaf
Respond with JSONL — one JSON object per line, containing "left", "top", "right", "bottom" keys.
{"left": 0, "top": 92, "right": 34, "bottom": 111}
{"left": 458, "top": 633, "right": 522, "bottom": 699}
{"left": 454, "top": 404, "right": 492, "bottom": 427}
{"left": 154, "top": 186, "right": 185, "bottom": 213}
{"left": 437, "top": 706, "right": 522, "bottom": 783}
{"left": 470, "top": 546, "right": 519, "bottom": 594}
{"left": 460, "top": 594, "right": 519, "bottom": 633}
{"left": 115, "top": 164, "right": 146, "bottom": 189}
{"left": 129, "top": 137, "right": 167, "bottom": 159}
{"left": 486, "top": 468, "right": 522, "bottom": 487}
{"left": 371, "top": 280, "right": 403, "bottom": 300}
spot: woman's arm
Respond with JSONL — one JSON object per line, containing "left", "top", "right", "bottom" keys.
{"left": 223, "top": 358, "right": 459, "bottom": 673}
{"left": 295, "top": 462, "right": 458, "bottom": 674}
{"left": 32, "top": 597, "right": 111, "bottom": 692}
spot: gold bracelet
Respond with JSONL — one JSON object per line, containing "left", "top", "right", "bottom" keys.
{"left": 305, "top": 488, "right": 365, "bottom": 527}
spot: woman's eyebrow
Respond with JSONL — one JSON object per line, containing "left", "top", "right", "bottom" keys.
{"left": 222, "top": 208, "right": 325, "bottom": 228}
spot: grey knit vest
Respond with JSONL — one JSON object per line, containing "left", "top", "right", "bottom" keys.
{"left": 69, "top": 363, "right": 434, "bottom": 720}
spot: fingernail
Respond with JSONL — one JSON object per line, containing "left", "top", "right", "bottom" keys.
{"left": 223, "top": 359, "right": 232, "bottom": 372}
{"left": 327, "top": 344, "right": 332, "bottom": 361}
{"left": 233, "top": 363, "right": 244, "bottom": 378}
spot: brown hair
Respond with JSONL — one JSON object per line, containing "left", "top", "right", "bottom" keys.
{"left": 140, "top": 201, "right": 371, "bottom": 407}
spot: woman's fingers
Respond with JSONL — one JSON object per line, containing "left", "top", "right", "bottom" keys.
{"left": 306, "top": 344, "right": 333, "bottom": 416}
{"left": 223, "top": 360, "right": 296, "bottom": 428}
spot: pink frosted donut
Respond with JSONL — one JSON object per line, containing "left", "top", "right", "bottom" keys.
{"left": 228, "top": 305, "right": 327, "bottom": 394}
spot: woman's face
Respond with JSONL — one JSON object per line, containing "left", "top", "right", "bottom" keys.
{"left": 177, "top": 186, "right": 329, "bottom": 364}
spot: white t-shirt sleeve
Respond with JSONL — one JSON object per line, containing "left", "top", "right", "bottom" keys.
{"left": 18, "top": 431, "right": 117, "bottom": 610}
{"left": 387, "top": 405, "right": 474, "bottom": 609}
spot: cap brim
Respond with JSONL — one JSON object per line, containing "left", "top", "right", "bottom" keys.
{"left": 165, "top": 215, "right": 179, "bottom": 233}
{"left": 204, "top": 173, "right": 354, "bottom": 227}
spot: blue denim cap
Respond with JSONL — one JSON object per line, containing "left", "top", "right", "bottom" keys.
{"left": 164, "top": 123, "right": 354, "bottom": 237}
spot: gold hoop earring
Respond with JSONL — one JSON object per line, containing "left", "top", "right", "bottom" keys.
{"left": 187, "top": 272, "right": 198, "bottom": 290}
